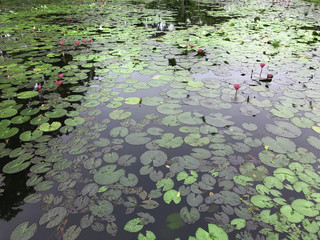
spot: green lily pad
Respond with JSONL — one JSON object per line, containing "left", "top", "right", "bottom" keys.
{"left": 140, "top": 150, "right": 167, "bottom": 167}
{"left": 180, "top": 207, "right": 200, "bottom": 224}
{"left": 261, "top": 136, "right": 296, "bottom": 154}
{"left": 155, "top": 133, "right": 183, "bottom": 148}
{"left": 39, "top": 207, "right": 67, "bottom": 228}
{"left": 265, "top": 121, "right": 302, "bottom": 138}
{"left": 3, "top": 158, "right": 31, "bottom": 174}
{"left": 109, "top": 109, "right": 131, "bottom": 120}
{"left": 184, "top": 134, "right": 210, "bottom": 147}
{"left": 64, "top": 117, "right": 85, "bottom": 126}
{"left": 17, "top": 91, "right": 38, "bottom": 99}
{"left": 90, "top": 200, "right": 113, "bottom": 217}
{"left": 94, "top": 165, "right": 125, "bottom": 185}
{"left": 45, "top": 109, "right": 67, "bottom": 118}
{"left": 125, "top": 132, "right": 151, "bottom": 145}
{"left": 0, "top": 108, "right": 18, "bottom": 118}
{"left": 230, "top": 218, "right": 246, "bottom": 230}
{"left": 19, "top": 130, "right": 43, "bottom": 141}
{"left": 63, "top": 225, "right": 81, "bottom": 240}
{"left": 259, "top": 150, "right": 290, "bottom": 167}
{"left": 163, "top": 190, "right": 181, "bottom": 204}
{"left": 291, "top": 199, "right": 319, "bottom": 217}
{"left": 10, "top": 221, "right": 37, "bottom": 240}
{"left": 280, "top": 205, "right": 304, "bottom": 223}
{"left": 39, "top": 122, "right": 61, "bottom": 132}
{"left": 124, "top": 218, "right": 144, "bottom": 233}
{"left": 250, "top": 195, "right": 274, "bottom": 208}
{"left": 11, "top": 115, "right": 30, "bottom": 124}
{"left": 0, "top": 127, "right": 19, "bottom": 139}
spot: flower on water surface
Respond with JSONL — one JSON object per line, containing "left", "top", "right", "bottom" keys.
{"left": 83, "top": 40, "right": 87, "bottom": 44}
{"left": 75, "top": 41, "right": 80, "bottom": 46}
{"left": 59, "top": 41, "right": 63, "bottom": 46}
{"left": 260, "top": 63, "right": 265, "bottom": 68}
{"left": 37, "top": 84, "right": 42, "bottom": 90}
{"left": 217, "top": 27, "right": 220, "bottom": 30}
{"left": 55, "top": 80, "right": 62, "bottom": 86}
{"left": 89, "top": 39, "right": 93, "bottom": 42}
{"left": 58, "top": 74, "right": 63, "bottom": 79}
{"left": 234, "top": 84, "right": 241, "bottom": 90}
{"left": 198, "top": 49, "right": 203, "bottom": 54}
{"left": 140, "top": 8, "right": 143, "bottom": 11}
{"left": 190, "top": 45, "right": 194, "bottom": 48}
{"left": 186, "top": 45, "right": 189, "bottom": 48}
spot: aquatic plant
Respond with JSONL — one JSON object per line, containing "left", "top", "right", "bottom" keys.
{"left": 259, "top": 63, "right": 265, "bottom": 78}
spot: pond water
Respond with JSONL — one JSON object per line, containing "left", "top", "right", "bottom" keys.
{"left": 0, "top": 0, "right": 320, "bottom": 239}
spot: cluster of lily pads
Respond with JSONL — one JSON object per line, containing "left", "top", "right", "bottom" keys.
{"left": 1, "top": 0, "right": 320, "bottom": 239}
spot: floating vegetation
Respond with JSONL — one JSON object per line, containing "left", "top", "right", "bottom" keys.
{"left": 0, "top": 0, "right": 320, "bottom": 239}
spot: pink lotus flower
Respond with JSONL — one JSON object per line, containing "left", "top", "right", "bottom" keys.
{"left": 37, "top": 84, "right": 42, "bottom": 90}
{"left": 217, "top": 27, "right": 220, "bottom": 30}
{"left": 234, "top": 84, "right": 241, "bottom": 90}
{"left": 55, "top": 80, "right": 62, "bottom": 86}
{"left": 198, "top": 49, "right": 203, "bottom": 54}
{"left": 190, "top": 45, "right": 194, "bottom": 48}
{"left": 186, "top": 45, "right": 189, "bottom": 48}
{"left": 140, "top": 8, "right": 143, "bottom": 11}
{"left": 59, "top": 41, "right": 63, "bottom": 46}
{"left": 58, "top": 74, "right": 63, "bottom": 79}
{"left": 83, "top": 40, "right": 87, "bottom": 44}
{"left": 75, "top": 41, "right": 80, "bottom": 46}
{"left": 89, "top": 39, "right": 93, "bottom": 42}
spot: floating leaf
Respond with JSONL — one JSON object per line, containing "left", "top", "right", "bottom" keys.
{"left": 230, "top": 218, "right": 246, "bottom": 230}
{"left": 140, "top": 150, "right": 167, "bottom": 167}
{"left": 280, "top": 205, "right": 304, "bottom": 223}
{"left": 259, "top": 150, "right": 290, "bottom": 167}
{"left": 19, "top": 130, "right": 43, "bottom": 141}
{"left": 261, "top": 136, "right": 296, "bottom": 154}
{"left": 180, "top": 207, "right": 200, "bottom": 224}
{"left": 90, "top": 200, "right": 113, "bottom": 217}
{"left": 265, "top": 121, "right": 302, "bottom": 138}
{"left": 0, "top": 108, "right": 17, "bottom": 118}
{"left": 17, "top": 91, "right": 38, "bottom": 99}
{"left": 63, "top": 225, "right": 81, "bottom": 240}
{"left": 0, "top": 127, "right": 19, "bottom": 139}
{"left": 39, "top": 122, "right": 61, "bottom": 132}
{"left": 291, "top": 199, "right": 319, "bottom": 217}
{"left": 39, "top": 207, "right": 67, "bottom": 228}
{"left": 3, "top": 158, "right": 31, "bottom": 174}
{"left": 250, "top": 195, "right": 274, "bottom": 208}
{"left": 155, "top": 133, "right": 183, "bottom": 148}
{"left": 94, "top": 165, "right": 125, "bottom": 185}
{"left": 64, "top": 117, "right": 85, "bottom": 126}
{"left": 163, "top": 190, "right": 181, "bottom": 204}
{"left": 184, "top": 134, "right": 210, "bottom": 147}
{"left": 10, "top": 221, "right": 37, "bottom": 240}
{"left": 124, "top": 218, "right": 143, "bottom": 233}
{"left": 138, "top": 230, "right": 156, "bottom": 240}
{"left": 125, "top": 132, "right": 151, "bottom": 145}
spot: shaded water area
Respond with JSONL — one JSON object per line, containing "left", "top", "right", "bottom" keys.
{"left": 0, "top": 0, "right": 320, "bottom": 239}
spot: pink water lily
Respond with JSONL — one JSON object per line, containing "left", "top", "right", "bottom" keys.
{"left": 83, "top": 40, "right": 87, "bottom": 44}
{"left": 37, "top": 84, "right": 42, "bottom": 90}
{"left": 267, "top": 74, "right": 273, "bottom": 79}
{"left": 89, "top": 39, "right": 93, "bottom": 42}
{"left": 234, "top": 84, "right": 241, "bottom": 90}
{"left": 75, "top": 41, "right": 80, "bottom": 46}
{"left": 198, "top": 49, "right": 203, "bottom": 54}
{"left": 217, "top": 27, "right": 220, "bottom": 30}
{"left": 55, "top": 80, "right": 62, "bottom": 86}
{"left": 190, "top": 45, "right": 194, "bottom": 48}
{"left": 59, "top": 41, "right": 63, "bottom": 46}
{"left": 58, "top": 74, "right": 63, "bottom": 79}
{"left": 259, "top": 63, "right": 266, "bottom": 78}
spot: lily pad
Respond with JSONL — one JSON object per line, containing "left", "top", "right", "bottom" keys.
{"left": 10, "top": 222, "right": 37, "bottom": 240}
{"left": 17, "top": 91, "right": 38, "bottom": 99}
{"left": 0, "top": 108, "right": 18, "bottom": 118}
{"left": 39, "top": 122, "right": 61, "bottom": 132}
{"left": 39, "top": 207, "right": 67, "bottom": 228}
{"left": 19, "top": 130, "right": 43, "bottom": 141}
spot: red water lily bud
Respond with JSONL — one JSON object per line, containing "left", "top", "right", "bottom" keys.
{"left": 190, "top": 45, "right": 194, "bottom": 48}
{"left": 83, "top": 40, "right": 87, "bottom": 44}
{"left": 260, "top": 63, "right": 265, "bottom": 68}
{"left": 234, "top": 84, "right": 241, "bottom": 90}
{"left": 75, "top": 41, "right": 80, "bottom": 46}
{"left": 37, "top": 84, "right": 42, "bottom": 90}
{"left": 58, "top": 74, "right": 63, "bottom": 79}
{"left": 198, "top": 49, "right": 203, "bottom": 54}
{"left": 59, "top": 41, "right": 63, "bottom": 46}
